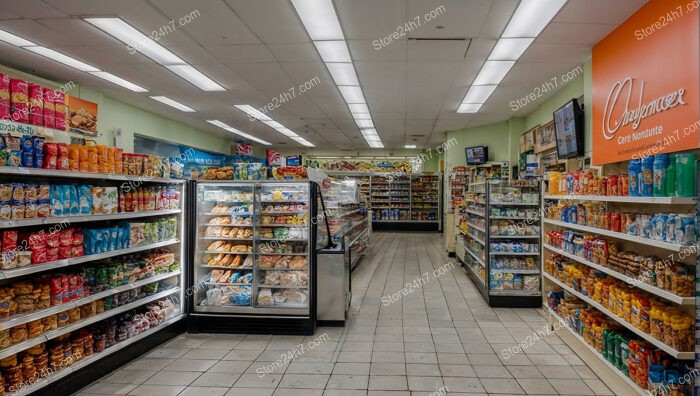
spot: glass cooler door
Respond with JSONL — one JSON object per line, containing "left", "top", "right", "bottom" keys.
{"left": 255, "top": 182, "right": 312, "bottom": 314}
{"left": 193, "top": 182, "right": 255, "bottom": 313}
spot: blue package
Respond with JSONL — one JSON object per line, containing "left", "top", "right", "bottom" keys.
{"left": 83, "top": 229, "right": 96, "bottom": 255}
{"left": 50, "top": 185, "right": 64, "bottom": 216}
{"left": 32, "top": 136, "right": 44, "bottom": 168}
{"left": 78, "top": 185, "right": 92, "bottom": 215}
{"left": 68, "top": 186, "right": 79, "bottom": 216}
{"left": 0, "top": 134, "right": 5, "bottom": 150}
{"left": 59, "top": 185, "right": 71, "bottom": 216}
{"left": 109, "top": 227, "right": 118, "bottom": 251}
{"left": 19, "top": 136, "right": 33, "bottom": 167}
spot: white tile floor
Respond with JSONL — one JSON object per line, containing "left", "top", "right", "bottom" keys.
{"left": 79, "top": 232, "right": 614, "bottom": 395}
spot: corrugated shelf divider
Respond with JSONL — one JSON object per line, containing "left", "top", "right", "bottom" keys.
{"left": 12, "top": 313, "right": 185, "bottom": 396}
{"left": 0, "top": 271, "right": 181, "bottom": 330}
{"left": 543, "top": 305, "right": 651, "bottom": 396}
{"left": 543, "top": 194, "right": 697, "bottom": 205}
{"left": 543, "top": 272, "right": 693, "bottom": 359}
{"left": 543, "top": 219, "right": 692, "bottom": 252}
{"left": 0, "top": 239, "right": 180, "bottom": 280}
{"left": 0, "top": 210, "right": 182, "bottom": 230}
{"left": 0, "top": 287, "right": 181, "bottom": 360}
{"left": 543, "top": 244, "right": 694, "bottom": 305}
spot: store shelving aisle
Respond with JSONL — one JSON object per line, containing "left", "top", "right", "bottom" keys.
{"left": 80, "top": 233, "right": 613, "bottom": 395}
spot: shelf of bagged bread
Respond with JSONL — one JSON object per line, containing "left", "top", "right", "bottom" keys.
{"left": 201, "top": 223, "right": 254, "bottom": 227}
{"left": 256, "top": 252, "right": 308, "bottom": 256}
{"left": 200, "top": 212, "right": 253, "bottom": 216}
{"left": 0, "top": 271, "right": 180, "bottom": 331}
{"left": 11, "top": 312, "right": 184, "bottom": 396}
{"left": 0, "top": 287, "right": 181, "bottom": 361}
{"left": 200, "top": 237, "right": 253, "bottom": 241}
{"left": 257, "top": 284, "right": 308, "bottom": 289}
{"left": 543, "top": 194, "right": 696, "bottom": 205}
{"left": 0, "top": 167, "right": 184, "bottom": 184}
{"left": 256, "top": 224, "right": 308, "bottom": 228}
{"left": 200, "top": 250, "right": 252, "bottom": 255}
{"left": 257, "top": 267, "right": 308, "bottom": 271}
{"left": 543, "top": 244, "right": 694, "bottom": 305}
{"left": 0, "top": 239, "right": 180, "bottom": 281}
{"left": 0, "top": 209, "right": 182, "bottom": 230}
{"left": 259, "top": 211, "right": 309, "bottom": 215}
{"left": 200, "top": 265, "right": 252, "bottom": 270}
{"left": 542, "top": 305, "right": 650, "bottom": 396}
{"left": 203, "top": 282, "right": 251, "bottom": 286}
{"left": 257, "top": 238, "right": 308, "bottom": 242}
{"left": 543, "top": 272, "right": 693, "bottom": 359}
{"left": 543, "top": 219, "right": 692, "bottom": 252}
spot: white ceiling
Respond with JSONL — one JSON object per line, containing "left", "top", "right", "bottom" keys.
{"left": 0, "top": 0, "right": 647, "bottom": 150}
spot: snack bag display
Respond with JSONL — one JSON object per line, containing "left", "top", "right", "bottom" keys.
{"left": 28, "top": 83, "right": 43, "bottom": 126}
{"left": 10, "top": 79, "right": 28, "bottom": 123}
{"left": 272, "top": 166, "right": 308, "bottom": 180}
{"left": 92, "top": 187, "right": 104, "bottom": 214}
{"left": 57, "top": 143, "right": 69, "bottom": 170}
{"left": 54, "top": 91, "right": 66, "bottom": 131}
{"left": 103, "top": 187, "right": 118, "bottom": 214}
{"left": 50, "top": 185, "right": 64, "bottom": 217}
{"left": 43, "top": 142, "right": 58, "bottom": 169}
{"left": 19, "top": 135, "right": 33, "bottom": 168}
{"left": 42, "top": 89, "right": 56, "bottom": 128}
{"left": 0, "top": 72, "right": 10, "bottom": 119}
{"left": 33, "top": 136, "right": 44, "bottom": 168}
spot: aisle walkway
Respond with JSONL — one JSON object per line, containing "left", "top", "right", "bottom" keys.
{"left": 80, "top": 232, "right": 613, "bottom": 396}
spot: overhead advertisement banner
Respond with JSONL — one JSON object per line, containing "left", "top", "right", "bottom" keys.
{"left": 592, "top": 0, "right": 699, "bottom": 165}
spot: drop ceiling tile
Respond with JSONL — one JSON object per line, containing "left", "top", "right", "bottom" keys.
{"left": 268, "top": 43, "right": 318, "bottom": 62}
{"left": 407, "top": 0, "right": 491, "bottom": 38}
{"left": 349, "top": 40, "right": 407, "bottom": 62}
{"left": 555, "top": 0, "right": 647, "bottom": 25}
{"left": 209, "top": 45, "right": 276, "bottom": 63}
{"left": 335, "top": 0, "right": 407, "bottom": 40}
{"left": 407, "top": 39, "right": 470, "bottom": 61}
{"left": 226, "top": 0, "right": 310, "bottom": 44}
{"left": 539, "top": 22, "right": 619, "bottom": 46}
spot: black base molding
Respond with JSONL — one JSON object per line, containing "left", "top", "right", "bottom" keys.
{"left": 188, "top": 314, "right": 315, "bottom": 335}
{"left": 33, "top": 317, "right": 185, "bottom": 396}
{"left": 317, "top": 320, "right": 345, "bottom": 327}
{"left": 487, "top": 295, "right": 541, "bottom": 308}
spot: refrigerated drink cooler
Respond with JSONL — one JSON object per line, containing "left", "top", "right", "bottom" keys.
{"left": 185, "top": 180, "right": 331, "bottom": 335}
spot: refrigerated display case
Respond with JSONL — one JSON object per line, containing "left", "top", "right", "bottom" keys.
{"left": 461, "top": 180, "right": 542, "bottom": 307}
{"left": 187, "top": 180, "right": 329, "bottom": 334}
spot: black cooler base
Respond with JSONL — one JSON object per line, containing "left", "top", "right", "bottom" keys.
{"left": 188, "top": 314, "right": 316, "bottom": 335}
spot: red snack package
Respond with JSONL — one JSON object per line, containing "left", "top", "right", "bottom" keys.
{"left": 72, "top": 231, "right": 83, "bottom": 247}
{"left": 71, "top": 245, "right": 84, "bottom": 258}
{"left": 31, "top": 247, "right": 47, "bottom": 265}
{"left": 46, "top": 247, "right": 59, "bottom": 262}
{"left": 61, "top": 276, "right": 70, "bottom": 303}
{"left": 28, "top": 231, "right": 46, "bottom": 250}
{"left": 28, "top": 83, "right": 43, "bottom": 126}
{"left": 49, "top": 276, "right": 63, "bottom": 306}
{"left": 2, "top": 231, "right": 18, "bottom": 248}
{"left": 59, "top": 229, "right": 73, "bottom": 247}
{"left": 58, "top": 246, "right": 72, "bottom": 260}
{"left": 57, "top": 143, "right": 69, "bottom": 170}
{"left": 10, "top": 79, "right": 28, "bottom": 123}
{"left": 54, "top": 91, "right": 66, "bottom": 131}
{"left": 46, "top": 231, "right": 59, "bottom": 248}
{"left": 0, "top": 73, "right": 10, "bottom": 119}
{"left": 43, "top": 90, "right": 56, "bottom": 129}
{"left": 42, "top": 143, "right": 58, "bottom": 169}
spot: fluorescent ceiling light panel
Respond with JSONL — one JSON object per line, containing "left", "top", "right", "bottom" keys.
{"left": 150, "top": 96, "right": 195, "bottom": 112}
{"left": 85, "top": 18, "right": 184, "bottom": 65}
{"left": 234, "top": 104, "right": 271, "bottom": 121}
{"left": 473, "top": 60, "right": 515, "bottom": 85}
{"left": 353, "top": 113, "right": 372, "bottom": 120}
{"left": 338, "top": 86, "right": 365, "bottom": 104}
{"left": 89, "top": 71, "right": 148, "bottom": 92}
{"left": 405, "top": 145, "right": 417, "bottom": 149}
{"left": 457, "top": 103, "right": 482, "bottom": 113}
{"left": 290, "top": 0, "right": 344, "bottom": 40}
{"left": 326, "top": 63, "right": 359, "bottom": 86}
{"left": 166, "top": 64, "right": 225, "bottom": 91}
{"left": 368, "top": 142, "right": 384, "bottom": 148}
{"left": 462, "top": 85, "right": 497, "bottom": 104}
{"left": 26, "top": 46, "right": 99, "bottom": 72}
{"left": 276, "top": 128, "right": 300, "bottom": 137}
{"left": 489, "top": 38, "right": 534, "bottom": 60}
{"left": 0, "top": 29, "right": 35, "bottom": 47}
{"left": 314, "top": 41, "right": 351, "bottom": 62}
{"left": 355, "top": 119, "right": 374, "bottom": 128}
{"left": 206, "top": 120, "right": 271, "bottom": 145}
{"left": 502, "top": 0, "right": 568, "bottom": 38}
{"left": 348, "top": 103, "right": 370, "bottom": 113}
{"left": 262, "top": 120, "right": 284, "bottom": 130}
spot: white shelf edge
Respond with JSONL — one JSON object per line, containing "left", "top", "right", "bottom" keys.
{"left": 0, "top": 239, "right": 180, "bottom": 280}
{"left": 0, "top": 167, "right": 184, "bottom": 184}
{"left": 543, "top": 244, "right": 694, "bottom": 305}
{"left": 543, "top": 219, "right": 691, "bottom": 252}
{"left": 465, "top": 246, "right": 486, "bottom": 268}
{"left": 543, "top": 194, "right": 696, "bottom": 205}
{"left": 0, "top": 209, "right": 182, "bottom": 230}
{"left": 543, "top": 305, "right": 651, "bottom": 396}
{"left": 543, "top": 272, "right": 693, "bottom": 359}
{"left": 0, "top": 287, "right": 181, "bottom": 360}
{"left": 466, "top": 222, "right": 486, "bottom": 233}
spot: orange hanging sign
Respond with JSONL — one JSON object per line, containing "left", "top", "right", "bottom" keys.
{"left": 592, "top": 0, "right": 699, "bottom": 165}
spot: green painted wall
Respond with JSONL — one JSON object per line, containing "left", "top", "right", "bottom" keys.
{"left": 0, "top": 64, "right": 233, "bottom": 155}
{"left": 443, "top": 119, "right": 524, "bottom": 170}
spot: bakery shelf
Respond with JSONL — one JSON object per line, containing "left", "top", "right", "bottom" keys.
{"left": 543, "top": 305, "right": 650, "bottom": 396}
{"left": 200, "top": 250, "right": 252, "bottom": 255}
{"left": 257, "top": 267, "right": 308, "bottom": 271}
{"left": 259, "top": 200, "right": 308, "bottom": 204}
{"left": 255, "top": 224, "right": 309, "bottom": 228}
{"left": 543, "top": 194, "right": 696, "bottom": 205}
{"left": 490, "top": 269, "right": 540, "bottom": 274}
{"left": 543, "top": 272, "right": 694, "bottom": 359}
{"left": 0, "top": 287, "right": 181, "bottom": 361}
{"left": 255, "top": 252, "right": 308, "bottom": 256}
{"left": 543, "top": 244, "right": 694, "bottom": 305}
{"left": 489, "top": 252, "right": 540, "bottom": 256}
{"left": 200, "top": 265, "right": 253, "bottom": 270}
{"left": 0, "top": 167, "right": 184, "bottom": 184}
{"left": 257, "top": 284, "right": 308, "bottom": 289}
{"left": 256, "top": 238, "right": 308, "bottom": 242}
{"left": 256, "top": 302, "right": 308, "bottom": 309}
{"left": 200, "top": 237, "right": 253, "bottom": 242}
{"left": 202, "top": 224, "right": 254, "bottom": 228}
{"left": 11, "top": 312, "right": 184, "bottom": 396}
{"left": 0, "top": 271, "right": 180, "bottom": 331}
{"left": 0, "top": 209, "right": 181, "bottom": 230}
{"left": 465, "top": 247, "right": 486, "bottom": 268}
{"left": 489, "top": 289, "right": 541, "bottom": 296}
{"left": 543, "top": 219, "right": 693, "bottom": 252}
{"left": 0, "top": 238, "right": 180, "bottom": 280}
{"left": 259, "top": 211, "right": 308, "bottom": 215}
{"left": 465, "top": 209, "right": 485, "bottom": 217}
{"left": 466, "top": 222, "right": 485, "bottom": 233}
{"left": 201, "top": 212, "right": 253, "bottom": 216}
{"left": 203, "top": 282, "right": 252, "bottom": 286}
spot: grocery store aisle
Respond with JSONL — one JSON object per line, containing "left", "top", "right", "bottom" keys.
{"left": 79, "top": 232, "right": 612, "bottom": 396}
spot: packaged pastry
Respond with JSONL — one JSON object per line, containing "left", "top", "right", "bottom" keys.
{"left": 43, "top": 89, "right": 56, "bottom": 129}
{"left": 10, "top": 79, "right": 28, "bottom": 123}
{"left": 257, "top": 288, "right": 273, "bottom": 305}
